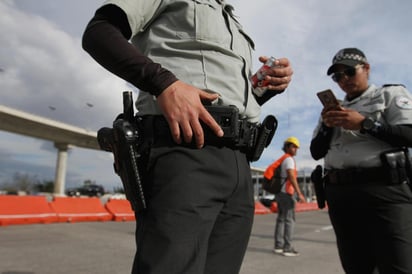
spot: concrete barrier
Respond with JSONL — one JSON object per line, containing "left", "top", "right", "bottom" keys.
{"left": 270, "top": 201, "right": 323, "bottom": 213}
{"left": 50, "top": 197, "right": 113, "bottom": 223}
{"left": 0, "top": 195, "right": 324, "bottom": 226}
{"left": 296, "top": 202, "right": 323, "bottom": 212}
{"left": 254, "top": 201, "right": 271, "bottom": 214}
{"left": 105, "top": 198, "right": 135, "bottom": 221}
{"left": 0, "top": 195, "right": 58, "bottom": 226}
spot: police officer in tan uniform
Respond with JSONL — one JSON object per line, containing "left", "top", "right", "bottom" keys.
{"left": 82, "top": 1, "right": 293, "bottom": 273}
{"left": 311, "top": 48, "right": 412, "bottom": 274}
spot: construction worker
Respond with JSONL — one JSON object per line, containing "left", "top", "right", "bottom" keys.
{"left": 271, "top": 136, "right": 305, "bottom": 256}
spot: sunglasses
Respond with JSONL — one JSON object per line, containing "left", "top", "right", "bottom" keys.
{"left": 331, "top": 65, "right": 364, "bottom": 82}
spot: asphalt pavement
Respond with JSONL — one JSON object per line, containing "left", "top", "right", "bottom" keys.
{"left": 0, "top": 210, "right": 344, "bottom": 274}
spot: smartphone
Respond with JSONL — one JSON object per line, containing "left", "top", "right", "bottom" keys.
{"left": 317, "top": 89, "right": 340, "bottom": 108}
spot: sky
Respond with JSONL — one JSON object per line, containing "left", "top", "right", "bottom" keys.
{"left": 1, "top": 0, "right": 412, "bottom": 192}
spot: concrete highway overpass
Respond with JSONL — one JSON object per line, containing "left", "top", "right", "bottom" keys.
{"left": 0, "top": 105, "right": 265, "bottom": 196}
{"left": 0, "top": 105, "right": 100, "bottom": 195}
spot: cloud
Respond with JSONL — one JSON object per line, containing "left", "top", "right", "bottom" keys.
{"left": 0, "top": 1, "right": 129, "bottom": 130}
{"left": 0, "top": 1, "right": 128, "bottom": 189}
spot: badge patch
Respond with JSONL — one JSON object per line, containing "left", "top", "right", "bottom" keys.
{"left": 395, "top": 96, "right": 412, "bottom": 109}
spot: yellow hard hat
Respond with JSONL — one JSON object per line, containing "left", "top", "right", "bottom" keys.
{"left": 284, "top": 136, "right": 300, "bottom": 148}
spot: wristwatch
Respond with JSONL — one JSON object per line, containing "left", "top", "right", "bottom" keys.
{"left": 360, "top": 117, "right": 379, "bottom": 134}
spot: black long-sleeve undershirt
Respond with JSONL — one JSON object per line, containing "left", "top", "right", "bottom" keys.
{"left": 82, "top": 5, "right": 178, "bottom": 96}
{"left": 310, "top": 123, "right": 334, "bottom": 160}
{"left": 368, "top": 124, "right": 412, "bottom": 147}
{"left": 310, "top": 123, "right": 412, "bottom": 160}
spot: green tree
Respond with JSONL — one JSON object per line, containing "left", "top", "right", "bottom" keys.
{"left": 1, "top": 172, "right": 41, "bottom": 194}
{"left": 33, "top": 180, "right": 55, "bottom": 193}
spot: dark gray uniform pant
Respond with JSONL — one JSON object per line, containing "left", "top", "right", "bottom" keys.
{"left": 326, "top": 183, "right": 412, "bottom": 274}
{"left": 132, "top": 145, "right": 254, "bottom": 274}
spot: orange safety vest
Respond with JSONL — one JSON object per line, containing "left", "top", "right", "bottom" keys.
{"left": 264, "top": 153, "right": 297, "bottom": 195}
{"left": 285, "top": 157, "right": 297, "bottom": 195}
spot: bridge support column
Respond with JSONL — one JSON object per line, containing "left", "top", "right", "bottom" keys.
{"left": 53, "top": 143, "right": 70, "bottom": 196}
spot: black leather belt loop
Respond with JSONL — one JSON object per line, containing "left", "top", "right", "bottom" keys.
{"left": 325, "top": 167, "right": 391, "bottom": 185}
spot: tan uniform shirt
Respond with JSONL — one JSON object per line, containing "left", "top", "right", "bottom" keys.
{"left": 313, "top": 84, "right": 412, "bottom": 169}
{"left": 104, "top": 0, "right": 260, "bottom": 122}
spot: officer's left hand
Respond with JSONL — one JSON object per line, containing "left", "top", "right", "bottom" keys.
{"left": 322, "top": 108, "right": 365, "bottom": 130}
{"left": 258, "top": 56, "right": 293, "bottom": 93}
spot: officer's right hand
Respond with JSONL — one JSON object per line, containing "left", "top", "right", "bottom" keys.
{"left": 322, "top": 107, "right": 365, "bottom": 130}
{"left": 157, "top": 80, "right": 224, "bottom": 148}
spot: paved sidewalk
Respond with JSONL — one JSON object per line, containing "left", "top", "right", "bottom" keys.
{"left": 0, "top": 210, "right": 343, "bottom": 274}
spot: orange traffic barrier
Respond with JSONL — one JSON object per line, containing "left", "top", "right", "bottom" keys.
{"left": 50, "top": 197, "right": 113, "bottom": 223}
{"left": 0, "top": 195, "right": 58, "bottom": 226}
{"left": 270, "top": 201, "right": 323, "bottom": 213}
{"left": 296, "top": 202, "right": 324, "bottom": 212}
{"left": 105, "top": 198, "right": 135, "bottom": 221}
{"left": 254, "top": 201, "right": 271, "bottom": 214}
{"left": 270, "top": 202, "right": 278, "bottom": 213}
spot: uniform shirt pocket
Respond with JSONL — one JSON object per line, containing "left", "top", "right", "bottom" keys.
{"left": 191, "top": 0, "right": 232, "bottom": 45}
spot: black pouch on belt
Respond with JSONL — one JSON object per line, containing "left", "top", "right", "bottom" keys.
{"left": 201, "top": 105, "right": 277, "bottom": 162}
{"left": 247, "top": 115, "right": 277, "bottom": 162}
{"left": 380, "top": 148, "right": 410, "bottom": 185}
{"left": 203, "top": 105, "right": 239, "bottom": 143}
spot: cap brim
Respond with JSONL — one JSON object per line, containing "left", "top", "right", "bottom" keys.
{"left": 327, "top": 60, "right": 361, "bottom": 75}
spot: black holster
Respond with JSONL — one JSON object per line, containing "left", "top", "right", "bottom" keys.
{"left": 247, "top": 115, "right": 277, "bottom": 162}
{"left": 311, "top": 165, "right": 326, "bottom": 209}
{"left": 97, "top": 91, "right": 147, "bottom": 212}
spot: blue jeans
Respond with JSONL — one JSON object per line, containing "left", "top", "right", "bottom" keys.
{"left": 274, "top": 192, "right": 296, "bottom": 250}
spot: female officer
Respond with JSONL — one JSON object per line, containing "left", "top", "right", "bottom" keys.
{"left": 311, "top": 48, "right": 412, "bottom": 274}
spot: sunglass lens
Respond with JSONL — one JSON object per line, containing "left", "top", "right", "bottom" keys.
{"left": 345, "top": 67, "right": 357, "bottom": 77}
{"left": 332, "top": 67, "right": 357, "bottom": 82}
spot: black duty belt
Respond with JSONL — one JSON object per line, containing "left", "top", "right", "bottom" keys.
{"left": 325, "top": 167, "right": 390, "bottom": 185}
{"left": 136, "top": 105, "right": 278, "bottom": 162}
{"left": 140, "top": 114, "right": 257, "bottom": 150}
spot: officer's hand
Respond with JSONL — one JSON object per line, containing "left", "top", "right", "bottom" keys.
{"left": 258, "top": 56, "right": 293, "bottom": 94}
{"left": 321, "top": 105, "right": 344, "bottom": 127}
{"left": 322, "top": 108, "right": 365, "bottom": 130}
{"left": 157, "top": 80, "right": 224, "bottom": 148}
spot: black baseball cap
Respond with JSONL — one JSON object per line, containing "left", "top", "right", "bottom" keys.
{"left": 327, "top": 48, "right": 368, "bottom": 75}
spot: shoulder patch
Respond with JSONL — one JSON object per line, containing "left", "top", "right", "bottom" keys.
{"left": 395, "top": 96, "right": 412, "bottom": 109}
{"left": 382, "top": 84, "right": 405, "bottom": 88}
